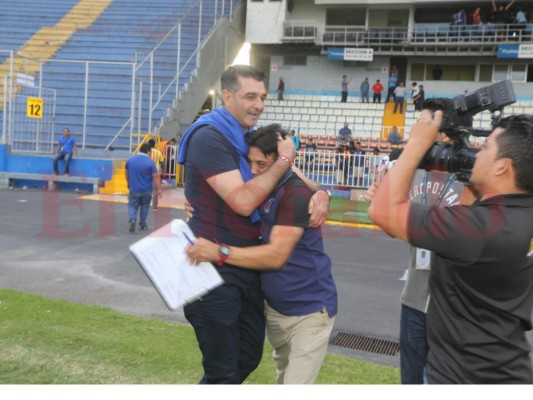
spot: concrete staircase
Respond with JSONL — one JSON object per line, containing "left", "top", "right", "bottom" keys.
{"left": 381, "top": 99, "right": 406, "bottom": 141}
{"left": 100, "top": 161, "right": 129, "bottom": 195}
{"left": 0, "top": 0, "right": 113, "bottom": 108}
{"left": 99, "top": 160, "right": 174, "bottom": 195}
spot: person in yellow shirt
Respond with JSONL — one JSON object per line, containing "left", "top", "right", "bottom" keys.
{"left": 148, "top": 138, "right": 164, "bottom": 209}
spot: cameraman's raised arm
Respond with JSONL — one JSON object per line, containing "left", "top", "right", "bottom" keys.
{"left": 368, "top": 110, "right": 443, "bottom": 240}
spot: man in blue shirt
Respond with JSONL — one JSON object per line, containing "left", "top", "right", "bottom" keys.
{"left": 290, "top": 129, "right": 301, "bottom": 151}
{"left": 53, "top": 128, "right": 78, "bottom": 175}
{"left": 186, "top": 123, "right": 337, "bottom": 384}
{"left": 360, "top": 77, "right": 370, "bottom": 103}
{"left": 388, "top": 126, "right": 405, "bottom": 145}
{"left": 337, "top": 122, "right": 352, "bottom": 144}
{"left": 125, "top": 143, "right": 162, "bottom": 232}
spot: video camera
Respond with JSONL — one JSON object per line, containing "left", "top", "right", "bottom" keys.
{"left": 419, "top": 80, "right": 516, "bottom": 182}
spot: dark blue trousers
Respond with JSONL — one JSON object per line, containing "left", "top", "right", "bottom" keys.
{"left": 184, "top": 271, "right": 265, "bottom": 384}
{"left": 400, "top": 303, "right": 428, "bottom": 384}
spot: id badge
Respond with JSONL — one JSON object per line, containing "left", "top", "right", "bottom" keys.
{"left": 415, "top": 248, "right": 431, "bottom": 271}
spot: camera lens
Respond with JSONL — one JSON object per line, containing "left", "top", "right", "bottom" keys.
{"left": 419, "top": 143, "right": 479, "bottom": 182}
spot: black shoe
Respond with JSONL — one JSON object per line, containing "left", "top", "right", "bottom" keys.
{"left": 140, "top": 226, "right": 148, "bottom": 231}
{"left": 129, "top": 221, "right": 136, "bottom": 233}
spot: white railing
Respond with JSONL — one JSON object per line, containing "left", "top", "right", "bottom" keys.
{"left": 1, "top": 50, "right": 14, "bottom": 145}
{"left": 295, "top": 151, "right": 388, "bottom": 189}
{"left": 318, "top": 22, "right": 533, "bottom": 46}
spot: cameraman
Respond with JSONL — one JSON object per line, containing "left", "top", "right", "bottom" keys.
{"left": 367, "top": 130, "right": 475, "bottom": 384}
{"left": 368, "top": 110, "right": 533, "bottom": 384}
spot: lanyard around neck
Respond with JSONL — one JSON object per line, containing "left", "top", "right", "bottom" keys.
{"left": 422, "top": 171, "right": 456, "bottom": 207}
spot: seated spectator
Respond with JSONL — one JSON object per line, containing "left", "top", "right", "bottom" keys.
{"left": 304, "top": 137, "right": 317, "bottom": 166}
{"left": 335, "top": 143, "right": 350, "bottom": 186}
{"left": 388, "top": 126, "right": 405, "bottom": 145}
{"left": 337, "top": 123, "right": 352, "bottom": 143}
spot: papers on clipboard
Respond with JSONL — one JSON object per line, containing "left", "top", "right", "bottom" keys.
{"left": 129, "top": 219, "right": 223, "bottom": 310}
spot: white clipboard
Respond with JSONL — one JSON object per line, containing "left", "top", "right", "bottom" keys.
{"left": 129, "top": 219, "right": 223, "bottom": 310}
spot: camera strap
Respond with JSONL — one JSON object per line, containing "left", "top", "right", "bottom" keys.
{"left": 422, "top": 171, "right": 457, "bottom": 207}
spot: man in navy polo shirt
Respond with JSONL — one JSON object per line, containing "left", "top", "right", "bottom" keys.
{"left": 369, "top": 111, "right": 533, "bottom": 384}
{"left": 125, "top": 143, "right": 162, "bottom": 233}
{"left": 186, "top": 124, "right": 337, "bottom": 384}
{"left": 53, "top": 127, "right": 78, "bottom": 175}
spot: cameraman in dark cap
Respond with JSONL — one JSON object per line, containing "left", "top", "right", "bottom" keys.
{"left": 368, "top": 110, "right": 533, "bottom": 384}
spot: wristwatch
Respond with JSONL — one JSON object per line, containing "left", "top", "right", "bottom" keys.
{"left": 217, "top": 244, "right": 231, "bottom": 267}
{"left": 314, "top": 188, "right": 332, "bottom": 201}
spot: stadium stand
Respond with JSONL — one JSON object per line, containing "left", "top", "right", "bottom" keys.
{"left": 259, "top": 95, "right": 386, "bottom": 146}
{"left": 1, "top": 0, "right": 232, "bottom": 153}
{"left": 0, "top": 0, "right": 80, "bottom": 63}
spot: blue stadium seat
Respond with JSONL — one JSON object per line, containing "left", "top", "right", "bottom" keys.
{"left": 3, "top": 0, "right": 234, "bottom": 151}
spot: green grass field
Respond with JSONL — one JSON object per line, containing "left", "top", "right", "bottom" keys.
{"left": 328, "top": 197, "right": 372, "bottom": 225}
{"left": 0, "top": 289, "right": 399, "bottom": 384}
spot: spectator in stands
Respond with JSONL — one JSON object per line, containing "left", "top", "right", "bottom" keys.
{"left": 53, "top": 128, "right": 78, "bottom": 176}
{"left": 452, "top": 8, "right": 466, "bottom": 26}
{"left": 177, "top": 64, "right": 330, "bottom": 384}
{"left": 386, "top": 69, "right": 398, "bottom": 103}
{"left": 492, "top": 0, "right": 515, "bottom": 21}
{"left": 411, "top": 82, "right": 420, "bottom": 105}
{"left": 369, "top": 147, "right": 383, "bottom": 182}
{"left": 471, "top": 7, "right": 481, "bottom": 25}
{"left": 393, "top": 82, "right": 407, "bottom": 114}
{"left": 388, "top": 126, "right": 404, "bottom": 145}
{"left": 148, "top": 138, "right": 164, "bottom": 210}
{"left": 125, "top": 143, "right": 162, "bottom": 233}
{"left": 337, "top": 122, "right": 352, "bottom": 143}
{"left": 413, "top": 84, "right": 425, "bottom": 112}
{"left": 336, "top": 143, "right": 350, "bottom": 186}
{"left": 276, "top": 77, "right": 285, "bottom": 101}
{"left": 186, "top": 124, "right": 337, "bottom": 384}
{"left": 341, "top": 75, "right": 352, "bottom": 102}
{"left": 514, "top": 5, "right": 528, "bottom": 37}
{"left": 360, "top": 77, "right": 370, "bottom": 103}
{"left": 391, "top": 65, "right": 400, "bottom": 81}
{"left": 290, "top": 129, "right": 301, "bottom": 151}
{"left": 305, "top": 137, "right": 317, "bottom": 166}
{"left": 372, "top": 79, "right": 384, "bottom": 103}
{"left": 515, "top": 5, "right": 528, "bottom": 23}
{"left": 351, "top": 141, "right": 366, "bottom": 186}
{"left": 367, "top": 110, "right": 533, "bottom": 384}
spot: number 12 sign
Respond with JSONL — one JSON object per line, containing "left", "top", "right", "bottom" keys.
{"left": 27, "top": 97, "right": 43, "bottom": 119}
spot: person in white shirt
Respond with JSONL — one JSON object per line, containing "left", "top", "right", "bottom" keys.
{"left": 394, "top": 82, "right": 407, "bottom": 114}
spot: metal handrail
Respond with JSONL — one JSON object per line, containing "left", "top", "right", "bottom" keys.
{"left": 320, "top": 22, "right": 533, "bottom": 46}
